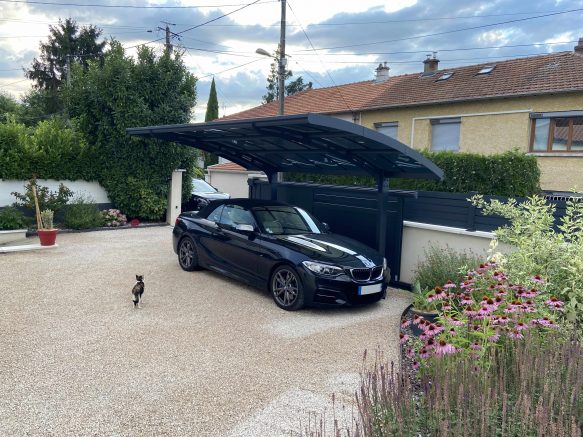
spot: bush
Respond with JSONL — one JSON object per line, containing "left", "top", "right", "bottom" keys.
{"left": 287, "top": 150, "right": 541, "bottom": 197}
{"left": 101, "top": 208, "right": 127, "bottom": 227}
{"left": 471, "top": 194, "right": 583, "bottom": 332}
{"left": 412, "top": 244, "right": 481, "bottom": 292}
{"left": 62, "top": 195, "right": 103, "bottom": 229}
{"left": 11, "top": 179, "right": 73, "bottom": 217}
{"left": 0, "top": 207, "right": 29, "bottom": 230}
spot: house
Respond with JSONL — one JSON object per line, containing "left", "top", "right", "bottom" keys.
{"left": 225, "top": 39, "right": 583, "bottom": 192}
{"left": 207, "top": 161, "right": 266, "bottom": 198}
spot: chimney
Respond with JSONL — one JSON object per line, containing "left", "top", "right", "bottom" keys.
{"left": 575, "top": 37, "right": 583, "bottom": 55}
{"left": 375, "top": 62, "right": 390, "bottom": 83}
{"left": 423, "top": 52, "right": 439, "bottom": 74}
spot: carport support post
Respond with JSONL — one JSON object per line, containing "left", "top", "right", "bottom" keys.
{"left": 377, "top": 175, "right": 389, "bottom": 257}
{"left": 167, "top": 169, "right": 185, "bottom": 225}
{"left": 267, "top": 172, "right": 278, "bottom": 201}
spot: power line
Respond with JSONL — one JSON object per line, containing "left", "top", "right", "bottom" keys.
{"left": 289, "top": 40, "right": 579, "bottom": 57}
{"left": 0, "top": 0, "right": 275, "bottom": 8}
{"left": 286, "top": 0, "right": 353, "bottom": 112}
{"left": 295, "top": 7, "right": 583, "bottom": 52}
{"left": 1, "top": 78, "right": 30, "bottom": 87}
{"left": 182, "top": 46, "right": 260, "bottom": 57}
{"left": 197, "top": 58, "right": 266, "bottom": 79}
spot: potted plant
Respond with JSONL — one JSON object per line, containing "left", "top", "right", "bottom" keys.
{"left": 408, "top": 281, "right": 440, "bottom": 336}
{"left": 38, "top": 209, "right": 58, "bottom": 246}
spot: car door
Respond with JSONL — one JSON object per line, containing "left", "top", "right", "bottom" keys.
{"left": 212, "top": 204, "right": 266, "bottom": 284}
{"left": 196, "top": 204, "right": 230, "bottom": 268}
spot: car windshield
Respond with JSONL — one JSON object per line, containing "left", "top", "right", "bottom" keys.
{"left": 192, "top": 179, "right": 217, "bottom": 193}
{"left": 252, "top": 206, "right": 324, "bottom": 235}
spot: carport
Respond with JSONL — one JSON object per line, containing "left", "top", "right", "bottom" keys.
{"left": 127, "top": 113, "right": 443, "bottom": 276}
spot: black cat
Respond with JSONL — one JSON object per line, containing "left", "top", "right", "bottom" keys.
{"left": 132, "top": 275, "right": 144, "bottom": 308}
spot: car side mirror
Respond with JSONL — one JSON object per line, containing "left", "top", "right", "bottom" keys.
{"left": 235, "top": 224, "right": 255, "bottom": 234}
{"left": 322, "top": 222, "right": 330, "bottom": 232}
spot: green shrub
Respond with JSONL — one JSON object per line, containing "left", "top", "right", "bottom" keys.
{"left": 412, "top": 244, "right": 481, "bottom": 292}
{"left": 471, "top": 194, "right": 583, "bottom": 332}
{"left": 11, "top": 179, "right": 72, "bottom": 216}
{"left": 287, "top": 150, "right": 541, "bottom": 197}
{"left": 0, "top": 207, "right": 29, "bottom": 230}
{"left": 62, "top": 195, "right": 103, "bottom": 229}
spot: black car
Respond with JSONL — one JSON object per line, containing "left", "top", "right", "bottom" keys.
{"left": 173, "top": 199, "right": 388, "bottom": 310}
{"left": 189, "top": 178, "right": 230, "bottom": 210}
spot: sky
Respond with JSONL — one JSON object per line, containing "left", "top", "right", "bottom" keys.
{"left": 1, "top": 0, "right": 582, "bottom": 120}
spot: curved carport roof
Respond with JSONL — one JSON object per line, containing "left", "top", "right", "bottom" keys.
{"left": 126, "top": 113, "right": 443, "bottom": 181}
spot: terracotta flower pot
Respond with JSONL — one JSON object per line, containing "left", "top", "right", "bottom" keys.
{"left": 130, "top": 218, "right": 140, "bottom": 227}
{"left": 37, "top": 229, "right": 59, "bottom": 246}
{"left": 409, "top": 306, "right": 439, "bottom": 337}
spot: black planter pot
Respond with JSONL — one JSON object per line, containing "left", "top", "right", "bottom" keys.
{"left": 405, "top": 306, "right": 439, "bottom": 337}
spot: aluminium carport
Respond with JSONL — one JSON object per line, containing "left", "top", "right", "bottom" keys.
{"left": 127, "top": 113, "right": 443, "bottom": 256}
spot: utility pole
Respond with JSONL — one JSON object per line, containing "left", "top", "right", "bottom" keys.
{"left": 159, "top": 21, "right": 177, "bottom": 54}
{"left": 278, "top": 0, "right": 286, "bottom": 116}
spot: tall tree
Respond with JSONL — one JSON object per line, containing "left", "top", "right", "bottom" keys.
{"left": 0, "top": 92, "right": 19, "bottom": 122}
{"left": 204, "top": 78, "right": 220, "bottom": 167}
{"left": 66, "top": 41, "right": 198, "bottom": 219}
{"left": 25, "top": 18, "right": 105, "bottom": 116}
{"left": 262, "top": 48, "right": 312, "bottom": 104}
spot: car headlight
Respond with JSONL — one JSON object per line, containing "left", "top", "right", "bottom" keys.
{"left": 302, "top": 261, "right": 344, "bottom": 277}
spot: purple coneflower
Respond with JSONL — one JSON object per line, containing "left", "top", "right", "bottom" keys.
{"left": 426, "top": 293, "right": 437, "bottom": 302}
{"left": 460, "top": 280, "right": 475, "bottom": 289}
{"left": 464, "top": 305, "right": 478, "bottom": 317}
{"left": 399, "top": 333, "right": 409, "bottom": 344}
{"left": 493, "top": 271, "right": 507, "bottom": 281}
{"left": 434, "top": 339, "right": 456, "bottom": 356}
{"left": 545, "top": 296, "right": 564, "bottom": 309}
{"left": 460, "top": 295, "right": 474, "bottom": 305}
{"left": 470, "top": 341, "right": 482, "bottom": 351}
{"left": 443, "top": 280, "right": 456, "bottom": 289}
{"left": 508, "top": 329, "right": 524, "bottom": 339}
{"left": 406, "top": 347, "right": 415, "bottom": 358}
{"left": 420, "top": 347, "right": 431, "bottom": 359}
{"left": 488, "top": 332, "right": 501, "bottom": 342}
{"left": 514, "top": 322, "right": 528, "bottom": 331}
{"left": 446, "top": 317, "right": 463, "bottom": 326}
{"left": 531, "top": 275, "right": 545, "bottom": 284}
{"left": 401, "top": 318, "right": 411, "bottom": 328}
{"left": 412, "top": 314, "right": 422, "bottom": 325}
{"left": 412, "top": 361, "right": 420, "bottom": 370}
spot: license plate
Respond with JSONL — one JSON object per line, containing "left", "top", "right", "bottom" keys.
{"left": 358, "top": 283, "right": 383, "bottom": 295}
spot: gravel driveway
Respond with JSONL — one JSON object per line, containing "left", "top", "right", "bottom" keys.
{"left": 0, "top": 227, "right": 411, "bottom": 436}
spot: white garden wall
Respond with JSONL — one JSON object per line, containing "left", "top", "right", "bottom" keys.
{"left": 0, "top": 179, "right": 111, "bottom": 207}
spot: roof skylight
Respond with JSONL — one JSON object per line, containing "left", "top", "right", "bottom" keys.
{"left": 437, "top": 72, "right": 454, "bottom": 81}
{"left": 477, "top": 65, "right": 496, "bottom": 75}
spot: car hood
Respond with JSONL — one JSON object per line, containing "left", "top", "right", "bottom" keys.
{"left": 274, "top": 233, "right": 383, "bottom": 268}
{"left": 193, "top": 192, "right": 230, "bottom": 199}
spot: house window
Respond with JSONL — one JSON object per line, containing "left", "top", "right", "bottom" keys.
{"left": 530, "top": 112, "right": 583, "bottom": 153}
{"left": 431, "top": 118, "right": 461, "bottom": 152}
{"left": 375, "top": 122, "right": 398, "bottom": 139}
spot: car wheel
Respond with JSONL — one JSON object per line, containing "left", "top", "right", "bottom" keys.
{"left": 178, "top": 236, "right": 199, "bottom": 271}
{"left": 270, "top": 265, "right": 304, "bottom": 311}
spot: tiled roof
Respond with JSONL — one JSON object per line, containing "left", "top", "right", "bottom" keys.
{"left": 223, "top": 52, "right": 583, "bottom": 120}
{"left": 207, "top": 162, "right": 247, "bottom": 171}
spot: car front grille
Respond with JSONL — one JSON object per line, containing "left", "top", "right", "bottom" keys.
{"left": 348, "top": 266, "right": 383, "bottom": 282}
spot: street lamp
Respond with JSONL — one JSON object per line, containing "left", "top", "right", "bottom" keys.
{"left": 256, "top": 47, "right": 286, "bottom": 116}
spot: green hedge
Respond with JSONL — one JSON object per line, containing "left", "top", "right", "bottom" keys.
{"left": 0, "top": 118, "right": 98, "bottom": 181}
{"left": 287, "top": 150, "right": 541, "bottom": 197}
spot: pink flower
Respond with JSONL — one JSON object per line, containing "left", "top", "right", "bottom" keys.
{"left": 434, "top": 340, "right": 456, "bottom": 356}
{"left": 504, "top": 304, "right": 517, "bottom": 313}
{"left": 478, "top": 306, "right": 493, "bottom": 317}
{"left": 531, "top": 275, "right": 545, "bottom": 284}
{"left": 412, "top": 315, "right": 422, "bottom": 325}
{"left": 460, "top": 295, "right": 474, "bottom": 305}
{"left": 426, "top": 293, "right": 437, "bottom": 302}
{"left": 545, "top": 296, "right": 564, "bottom": 309}
{"left": 406, "top": 348, "right": 415, "bottom": 359}
{"left": 488, "top": 332, "right": 501, "bottom": 342}
{"left": 443, "top": 280, "right": 456, "bottom": 289}
{"left": 470, "top": 342, "right": 482, "bottom": 351}
{"left": 460, "top": 280, "right": 475, "bottom": 289}
{"left": 442, "top": 304, "right": 452, "bottom": 311}
{"left": 493, "top": 271, "right": 507, "bottom": 281}
{"left": 401, "top": 319, "right": 411, "bottom": 328}
{"left": 514, "top": 322, "right": 528, "bottom": 331}
{"left": 399, "top": 333, "right": 409, "bottom": 344}
{"left": 508, "top": 329, "right": 524, "bottom": 339}
{"left": 532, "top": 317, "right": 552, "bottom": 327}
{"left": 412, "top": 361, "right": 420, "bottom": 370}
{"left": 522, "top": 288, "right": 539, "bottom": 298}
{"left": 463, "top": 305, "right": 477, "bottom": 317}
{"left": 446, "top": 317, "right": 463, "bottom": 326}
{"left": 494, "top": 315, "right": 510, "bottom": 325}
{"left": 420, "top": 347, "right": 431, "bottom": 359}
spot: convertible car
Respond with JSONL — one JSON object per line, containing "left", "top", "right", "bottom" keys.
{"left": 173, "top": 199, "right": 388, "bottom": 310}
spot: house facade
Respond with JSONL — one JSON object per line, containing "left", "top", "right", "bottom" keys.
{"left": 226, "top": 40, "right": 583, "bottom": 192}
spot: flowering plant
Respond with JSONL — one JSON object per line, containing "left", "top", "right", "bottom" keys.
{"left": 404, "top": 261, "right": 564, "bottom": 369}
{"left": 101, "top": 209, "right": 127, "bottom": 227}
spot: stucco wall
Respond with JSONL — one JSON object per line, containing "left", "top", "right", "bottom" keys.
{"left": 400, "top": 221, "right": 512, "bottom": 284}
{"left": 207, "top": 171, "right": 266, "bottom": 199}
{"left": 360, "top": 93, "right": 583, "bottom": 191}
{"left": 0, "top": 179, "right": 110, "bottom": 207}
